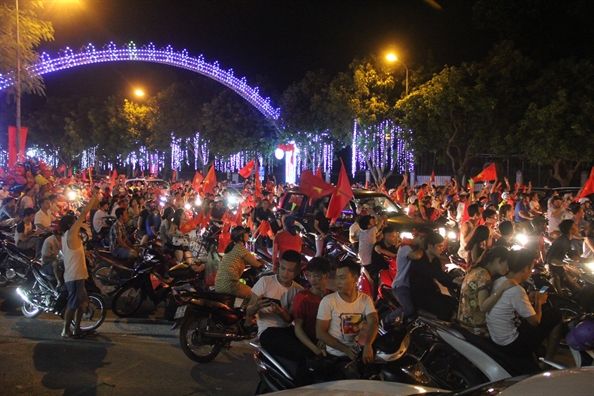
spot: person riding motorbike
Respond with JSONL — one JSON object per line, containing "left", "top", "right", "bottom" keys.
{"left": 0, "top": 197, "right": 19, "bottom": 229}
{"left": 40, "top": 220, "right": 65, "bottom": 286}
{"left": 109, "top": 208, "right": 138, "bottom": 260}
{"left": 15, "top": 207, "right": 44, "bottom": 258}
{"left": 457, "top": 246, "right": 515, "bottom": 336}
{"left": 214, "top": 226, "right": 263, "bottom": 300}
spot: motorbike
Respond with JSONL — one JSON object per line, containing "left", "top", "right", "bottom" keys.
{"left": 16, "top": 259, "right": 107, "bottom": 333}
{"left": 409, "top": 315, "right": 544, "bottom": 391}
{"left": 173, "top": 290, "right": 254, "bottom": 363}
{"left": 111, "top": 258, "right": 205, "bottom": 318}
{"left": 90, "top": 248, "right": 136, "bottom": 294}
{"left": 172, "top": 262, "right": 269, "bottom": 363}
{"left": 251, "top": 325, "right": 436, "bottom": 394}
{"left": 0, "top": 232, "right": 51, "bottom": 286}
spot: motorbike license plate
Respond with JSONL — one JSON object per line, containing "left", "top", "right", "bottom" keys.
{"left": 174, "top": 305, "right": 187, "bottom": 319}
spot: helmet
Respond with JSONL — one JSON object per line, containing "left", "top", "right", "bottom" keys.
{"left": 231, "top": 226, "right": 249, "bottom": 242}
{"left": 566, "top": 320, "right": 594, "bottom": 351}
{"left": 501, "top": 192, "right": 510, "bottom": 200}
{"left": 579, "top": 197, "right": 590, "bottom": 205}
{"left": 445, "top": 195, "right": 453, "bottom": 204}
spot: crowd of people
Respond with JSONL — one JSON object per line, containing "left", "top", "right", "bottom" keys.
{"left": 2, "top": 166, "right": 591, "bottom": 383}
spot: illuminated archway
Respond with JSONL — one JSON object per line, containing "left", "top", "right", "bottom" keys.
{"left": 0, "top": 41, "right": 280, "bottom": 120}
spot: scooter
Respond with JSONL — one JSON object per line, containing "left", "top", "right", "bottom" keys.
{"left": 251, "top": 326, "right": 436, "bottom": 394}
{"left": 412, "top": 315, "right": 541, "bottom": 391}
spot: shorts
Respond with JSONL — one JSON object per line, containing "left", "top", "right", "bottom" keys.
{"left": 65, "top": 279, "right": 88, "bottom": 309}
{"left": 172, "top": 244, "right": 189, "bottom": 252}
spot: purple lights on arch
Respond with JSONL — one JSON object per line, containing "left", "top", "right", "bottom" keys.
{"left": 0, "top": 41, "right": 281, "bottom": 120}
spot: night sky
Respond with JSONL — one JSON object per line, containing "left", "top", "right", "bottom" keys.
{"left": 5, "top": 0, "right": 496, "bottom": 101}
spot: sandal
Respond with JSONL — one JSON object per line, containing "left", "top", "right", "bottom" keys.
{"left": 79, "top": 330, "right": 100, "bottom": 338}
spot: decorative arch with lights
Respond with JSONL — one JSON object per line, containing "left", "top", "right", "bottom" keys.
{"left": 0, "top": 41, "right": 281, "bottom": 120}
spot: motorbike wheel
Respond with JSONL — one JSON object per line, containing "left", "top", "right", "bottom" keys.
{"left": 76, "top": 293, "right": 107, "bottom": 332}
{"left": 179, "top": 315, "right": 223, "bottom": 363}
{"left": 112, "top": 286, "right": 145, "bottom": 317}
{"left": 428, "top": 355, "right": 485, "bottom": 391}
{"left": 92, "top": 264, "right": 120, "bottom": 295}
{"left": 0, "top": 257, "right": 10, "bottom": 287}
{"left": 552, "top": 299, "right": 584, "bottom": 346}
{"left": 21, "top": 301, "right": 42, "bottom": 318}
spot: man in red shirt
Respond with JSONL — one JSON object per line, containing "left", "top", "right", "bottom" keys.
{"left": 272, "top": 216, "right": 302, "bottom": 271}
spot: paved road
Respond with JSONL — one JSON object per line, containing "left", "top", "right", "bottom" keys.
{"left": 0, "top": 285, "right": 260, "bottom": 396}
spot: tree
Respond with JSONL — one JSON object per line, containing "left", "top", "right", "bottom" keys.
{"left": 280, "top": 70, "right": 342, "bottom": 172}
{"left": 327, "top": 55, "right": 408, "bottom": 183}
{"left": 0, "top": 3, "right": 54, "bottom": 99}
{"left": 200, "top": 90, "right": 278, "bottom": 168}
{"left": 513, "top": 59, "right": 594, "bottom": 186}
{"left": 396, "top": 62, "right": 496, "bottom": 182}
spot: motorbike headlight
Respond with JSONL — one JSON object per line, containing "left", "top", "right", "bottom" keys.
{"left": 159, "top": 195, "right": 167, "bottom": 202}
{"left": 228, "top": 196, "right": 237, "bottom": 204}
{"left": 448, "top": 231, "right": 457, "bottom": 240}
{"left": 67, "top": 191, "right": 77, "bottom": 201}
{"left": 401, "top": 232, "right": 413, "bottom": 240}
{"left": 516, "top": 233, "right": 528, "bottom": 246}
{"left": 184, "top": 203, "right": 191, "bottom": 210}
{"left": 195, "top": 197, "right": 202, "bottom": 206}
{"left": 304, "top": 255, "right": 313, "bottom": 261}
{"left": 438, "top": 227, "right": 446, "bottom": 237}
{"left": 586, "top": 262, "right": 594, "bottom": 273}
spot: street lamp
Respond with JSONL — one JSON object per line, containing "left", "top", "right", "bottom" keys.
{"left": 134, "top": 89, "right": 145, "bottom": 97}
{"left": 16, "top": 0, "right": 22, "bottom": 159}
{"left": 386, "top": 53, "right": 409, "bottom": 96}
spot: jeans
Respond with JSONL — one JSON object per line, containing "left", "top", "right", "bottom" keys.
{"left": 385, "top": 286, "right": 415, "bottom": 325}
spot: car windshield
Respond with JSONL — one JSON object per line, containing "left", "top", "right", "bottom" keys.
{"left": 355, "top": 195, "right": 403, "bottom": 217}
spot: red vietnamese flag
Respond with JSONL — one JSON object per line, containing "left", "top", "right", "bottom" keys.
{"left": 109, "top": 168, "right": 118, "bottom": 192}
{"left": 578, "top": 167, "right": 594, "bottom": 201}
{"left": 472, "top": 163, "right": 497, "bottom": 183}
{"left": 141, "top": 170, "right": 145, "bottom": 178}
{"left": 180, "top": 219, "right": 197, "bottom": 234}
{"left": 82, "top": 168, "right": 88, "bottom": 182}
{"left": 68, "top": 167, "right": 72, "bottom": 177}
{"left": 238, "top": 159, "right": 255, "bottom": 178}
{"left": 326, "top": 159, "right": 354, "bottom": 224}
{"left": 221, "top": 210, "right": 230, "bottom": 224}
{"left": 203, "top": 209, "right": 211, "bottom": 229}
{"left": 194, "top": 211, "right": 204, "bottom": 229}
{"left": 192, "top": 171, "right": 203, "bottom": 191}
{"left": 315, "top": 167, "right": 323, "bottom": 180}
{"left": 298, "top": 170, "right": 335, "bottom": 201}
{"left": 430, "top": 170, "right": 435, "bottom": 185}
{"left": 171, "top": 169, "right": 177, "bottom": 183}
{"left": 254, "top": 161, "right": 262, "bottom": 199}
{"left": 202, "top": 165, "right": 217, "bottom": 195}
{"left": 231, "top": 204, "right": 244, "bottom": 226}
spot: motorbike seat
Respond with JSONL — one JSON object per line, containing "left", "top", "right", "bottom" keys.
{"left": 94, "top": 251, "right": 136, "bottom": 270}
{"left": 449, "top": 322, "right": 540, "bottom": 375}
{"left": 191, "top": 291, "right": 236, "bottom": 307}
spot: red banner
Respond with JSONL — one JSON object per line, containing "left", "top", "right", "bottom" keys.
{"left": 8, "top": 126, "right": 27, "bottom": 166}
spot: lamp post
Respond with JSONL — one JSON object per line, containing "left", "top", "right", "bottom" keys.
{"left": 386, "top": 53, "right": 408, "bottom": 96}
{"left": 15, "top": 0, "right": 22, "bottom": 158}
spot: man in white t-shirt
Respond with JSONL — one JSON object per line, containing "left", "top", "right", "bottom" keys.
{"left": 93, "top": 201, "right": 110, "bottom": 234}
{"left": 487, "top": 248, "right": 561, "bottom": 364}
{"left": 316, "top": 259, "right": 378, "bottom": 367}
{"left": 34, "top": 197, "right": 56, "bottom": 232}
{"left": 246, "top": 249, "right": 304, "bottom": 359}
{"left": 547, "top": 195, "right": 572, "bottom": 236}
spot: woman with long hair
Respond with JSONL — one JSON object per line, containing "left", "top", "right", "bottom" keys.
{"left": 169, "top": 208, "right": 193, "bottom": 264}
{"left": 215, "top": 226, "right": 263, "bottom": 299}
{"left": 464, "top": 225, "right": 491, "bottom": 267}
{"left": 458, "top": 246, "right": 515, "bottom": 336}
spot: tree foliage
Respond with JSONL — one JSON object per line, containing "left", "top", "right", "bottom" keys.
{"left": 396, "top": 62, "right": 495, "bottom": 181}
{"left": 0, "top": 3, "right": 54, "bottom": 99}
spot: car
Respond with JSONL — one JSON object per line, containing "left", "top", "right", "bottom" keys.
{"left": 264, "top": 367, "right": 594, "bottom": 395}
{"left": 124, "top": 178, "right": 170, "bottom": 193}
{"left": 529, "top": 187, "right": 582, "bottom": 211}
{"left": 279, "top": 189, "right": 458, "bottom": 248}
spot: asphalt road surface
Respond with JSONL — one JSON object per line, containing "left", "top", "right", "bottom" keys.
{"left": 0, "top": 285, "right": 260, "bottom": 396}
